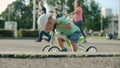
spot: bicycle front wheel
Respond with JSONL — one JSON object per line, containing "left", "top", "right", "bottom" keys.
{"left": 42, "top": 45, "right": 51, "bottom": 52}
{"left": 86, "top": 46, "right": 97, "bottom": 52}
{"left": 48, "top": 46, "right": 61, "bottom": 52}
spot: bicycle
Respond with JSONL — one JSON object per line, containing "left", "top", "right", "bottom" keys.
{"left": 42, "top": 35, "right": 97, "bottom": 52}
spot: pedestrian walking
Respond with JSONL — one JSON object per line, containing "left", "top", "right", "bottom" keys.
{"left": 70, "top": 0, "right": 87, "bottom": 43}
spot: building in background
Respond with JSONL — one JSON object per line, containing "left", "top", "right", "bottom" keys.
{"left": 101, "top": 8, "right": 113, "bottom": 18}
{"left": 118, "top": 0, "right": 120, "bottom": 37}
{"left": 5, "top": 21, "right": 17, "bottom": 37}
{"left": 101, "top": 8, "right": 119, "bottom": 38}
{"left": 108, "top": 15, "right": 118, "bottom": 34}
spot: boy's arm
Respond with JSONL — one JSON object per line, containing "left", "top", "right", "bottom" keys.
{"left": 58, "top": 23, "right": 71, "bottom": 29}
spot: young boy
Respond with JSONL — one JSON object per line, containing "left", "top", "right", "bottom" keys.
{"left": 38, "top": 14, "right": 80, "bottom": 52}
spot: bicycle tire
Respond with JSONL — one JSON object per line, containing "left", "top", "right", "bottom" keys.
{"left": 86, "top": 46, "right": 97, "bottom": 52}
{"left": 48, "top": 46, "right": 61, "bottom": 52}
{"left": 78, "top": 44, "right": 85, "bottom": 52}
{"left": 42, "top": 45, "right": 51, "bottom": 52}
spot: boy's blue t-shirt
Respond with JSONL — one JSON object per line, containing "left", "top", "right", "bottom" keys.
{"left": 56, "top": 17, "right": 80, "bottom": 36}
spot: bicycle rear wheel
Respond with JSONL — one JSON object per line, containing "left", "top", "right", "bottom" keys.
{"left": 86, "top": 46, "right": 97, "bottom": 52}
{"left": 48, "top": 46, "right": 61, "bottom": 52}
{"left": 42, "top": 45, "right": 51, "bottom": 52}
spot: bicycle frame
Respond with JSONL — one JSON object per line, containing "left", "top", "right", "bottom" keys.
{"left": 42, "top": 35, "right": 97, "bottom": 52}
{"left": 44, "top": 35, "right": 85, "bottom": 48}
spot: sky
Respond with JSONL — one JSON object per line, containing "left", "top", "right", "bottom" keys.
{"left": 95, "top": 0, "right": 119, "bottom": 14}
{"left": 0, "top": 0, "right": 119, "bottom": 14}
{"left": 0, "top": 0, "right": 16, "bottom": 14}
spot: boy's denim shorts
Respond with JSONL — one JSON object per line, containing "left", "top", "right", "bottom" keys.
{"left": 67, "top": 30, "right": 80, "bottom": 43}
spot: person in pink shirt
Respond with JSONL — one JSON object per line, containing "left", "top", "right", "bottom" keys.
{"left": 70, "top": 0, "right": 87, "bottom": 43}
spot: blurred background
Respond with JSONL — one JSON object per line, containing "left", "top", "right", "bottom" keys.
{"left": 0, "top": 0, "right": 119, "bottom": 39}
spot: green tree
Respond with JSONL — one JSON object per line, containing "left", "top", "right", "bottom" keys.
{"left": 46, "top": 0, "right": 102, "bottom": 31}
{"left": 85, "top": 0, "right": 101, "bottom": 31}
{"left": 1, "top": 0, "right": 33, "bottom": 29}
{"left": 66, "top": 0, "right": 74, "bottom": 13}
{"left": 46, "top": 0, "right": 66, "bottom": 14}
{"left": 1, "top": 0, "right": 108, "bottom": 31}
{"left": 102, "top": 17, "right": 109, "bottom": 30}
{"left": 0, "top": 19, "right": 5, "bottom": 28}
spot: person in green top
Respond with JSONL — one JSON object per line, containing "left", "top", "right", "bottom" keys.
{"left": 56, "top": 17, "right": 80, "bottom": 52}
{"left": 56, "top": 17, "right": 80, "bottom": 37}
{"left": 38, "top": 14, "right": 80, "bottom": 52}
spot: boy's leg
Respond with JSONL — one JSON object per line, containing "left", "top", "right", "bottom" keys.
{"left": 68, "top": 31, "right": 80, "bottom": 52}
{"left": 41, "top": 31, "right": 51, "bottom": 42}
{"left": 57, "top": 37, "right": 67, "bottom": 51}
{"left": 57, "top": 37, "right": 77, "bottom": 52}
{"left": 70, "top": 41, "right": 78, "bottom": 51}
{"left": 37, "top": 31, "right": 51, "bottom": 42}
{"left": 57, "top": 37, "right": 64, "bottom": 48}
{"left": 43, "top": 31, "right": 51, "bottom": 42}
{"left": 36, "top": 31, "right": 45, "bottom": 42}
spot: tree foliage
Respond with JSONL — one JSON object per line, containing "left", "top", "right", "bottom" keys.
{"left": 47, "top": 0, "right": 66, "bottom": 14}
{"left": 46, "top": 0, "right": 103, "bottom": 31}
{"left": 1, "top": 0, "right": 33, "bottom": 29}
{"left": 1, "top": 0, "right": 108, "bottom": 31}
{"left": 85, "top": 0, "right": 101, "bottom": 31}
{"left": 0, "top": 20, "right": 5, "bottom": 28}
{"left": 102, "top": 17, "right": 109, "bottom": 29}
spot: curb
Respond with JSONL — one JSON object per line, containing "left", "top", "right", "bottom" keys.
{"left": 0, "top": 51, "right": 120, "bottom": 58}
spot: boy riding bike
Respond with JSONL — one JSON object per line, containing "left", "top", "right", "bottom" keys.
{"left": 38, "top": 14, "right": 80, "bottom": 52}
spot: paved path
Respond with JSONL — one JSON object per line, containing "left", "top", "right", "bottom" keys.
{"left": 0, "top": 57, "right": 120, "bottom": 68}
{"left": 84, "top": 38, "right": 120, "bottom": 52}
{"left": 0, "top": 38, "right": 120, "bottom": 52}
{"left": 0, "top": 38, "right": 120, "bottom": 68}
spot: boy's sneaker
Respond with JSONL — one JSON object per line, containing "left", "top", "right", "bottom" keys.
{"left": 36, "top": 39, "right": 41, "bottom": 42}
{"left": 61, "top": 48, "right": 68, "bottom": 52}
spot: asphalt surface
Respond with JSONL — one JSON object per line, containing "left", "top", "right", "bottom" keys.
{"left": 0, "top": 38, "right": 120, "bottom": 68}
{"left": 0, "top": 57, "right": 120, "bottom": 68}
{"left": 0, "top": 38, "right": 120, "bottom": 52}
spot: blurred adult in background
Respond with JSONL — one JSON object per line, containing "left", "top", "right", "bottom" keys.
{"left": 39, "top": 1, "right": 46, "bottom": 16}
{"left": 52, "top": 7, "right": 61, "bottom": 35}
{"left": 70, "top": 0, "right": 87, "bottom": 43}
{"left": 52, "top": 7, "right": 61, "bottom": 19}
{"left": 36, "top": 1, "right": 51, "bottom": 42}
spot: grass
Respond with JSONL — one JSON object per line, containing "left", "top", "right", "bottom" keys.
{"left": 88, "top": 36, "right": 120, "bottom": 40}
{"left": 88, "top": 36, "right": 107, "bottom": 40}
{"left": 117, "top": 36, "right": 120, "bottom": 40}
{"left": 0, "top": 54, "right": 120, "bottom": 58}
